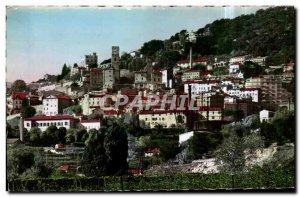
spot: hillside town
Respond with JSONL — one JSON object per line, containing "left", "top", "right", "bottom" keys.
{"left": 6, "top": 6, "right": 295, "bottom": 191}
{"left": 7, "top": 46, "right": 295, "bottom": 132}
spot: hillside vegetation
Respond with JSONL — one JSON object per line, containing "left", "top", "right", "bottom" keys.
{"left": 120, "top": 6, "right": 295, "bottom": 71}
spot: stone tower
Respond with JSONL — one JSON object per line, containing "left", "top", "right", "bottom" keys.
{"left": 111, "top": 46, "right": 120, "bottom": 82}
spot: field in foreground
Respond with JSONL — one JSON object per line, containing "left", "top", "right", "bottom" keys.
{"left": 8, "top": 166, "right": 294, "bottom": 192}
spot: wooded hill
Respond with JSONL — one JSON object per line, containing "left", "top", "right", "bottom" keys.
{"left": 119, "top": 6, "right": 295, "bottom": 71}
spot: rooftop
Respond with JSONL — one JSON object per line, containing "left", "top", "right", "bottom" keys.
{"left": 24, "top": 115, "right": 79, "bottom": 121}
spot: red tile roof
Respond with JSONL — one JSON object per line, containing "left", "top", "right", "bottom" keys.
{"left": 240, "top": 88, "right": 260, "bottom": 91}
{"left": 24, "top": 115, "right": 79, "bottom": 121}
{"left": 231, "top": 55, "right": 246, "bottom": 58}
{"left": 12, "top": 92, "right": 28, "bottom": 100}
{"left": 81, "top": 120, "right": 103, "bottom": 123}
{"left": 229, "top": 62, "right": 242, "bottom": 65}
{"left": 185, "top": 70, "right": 201, "bottom": 73}
{"left": 177, "top": 59, "right": 208, "bottom": 64}
{"left": 56, "top": 95, "right": 71, "bottom": 100}
{"left": 201, "top": 71, "right": 213, "bottom": 75}
{"left": 104, "top": 109, "right": 118, "bottom": 115}
{"left": 134, "top": 71, "right": 148, "bottom": 74}
{"left": 139, "top": 110, "right": 186, "bottom": 115}
{"left": 58, "top": 165, "right": 71, "bottom": 171}
{"left": 144, "top": 148, "right": 161, "bottom": 153}
{"left": 193, "top": 58, "right": 209, "bottom": 63}
{"left": 183, "top": 80, "right": 220, "bottom": 84}
{"left": 128, "top": 169, "right": 144, "bottom": 174}
{"left": 286, "top": 63, "right": 294, "bottom": 67}
{"left": 199, "top": 106, "right": 223, "bottom": 111}
{"left": 152, "top": 71, "right": 161, "bottom": 74}
{"left": 91, "top": 68, "right": 103, "bottom": 73}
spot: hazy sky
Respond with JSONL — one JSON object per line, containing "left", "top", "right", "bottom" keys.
{"left": 6, "top": 6, "right": 265, "bottom": 83}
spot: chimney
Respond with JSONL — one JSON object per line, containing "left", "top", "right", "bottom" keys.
{"left": 19, "top": 116, "right": 24, "bottom": 142}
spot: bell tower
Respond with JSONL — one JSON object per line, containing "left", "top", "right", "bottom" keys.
{"left": 111, "top": 46, "right": 120, "bottom": 81}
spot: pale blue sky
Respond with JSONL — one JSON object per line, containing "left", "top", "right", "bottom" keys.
{"left": 6, "top": 6, "right": 265, "bottom": 83}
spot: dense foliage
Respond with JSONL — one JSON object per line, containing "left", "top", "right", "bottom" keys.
{"left": 81, "top": 118, "right": 128, "bottom": 176}
{"left": 187, "top": 131, "right": 223, "bottom": 160}
{"left": 216, "top": 125, "right": 264, "bottom": 174}
{"left": 252, "top": 109, "right": 295, "bottom": 146}
{"left": 8, "top": 164, "right": 295, "bottom": 191}
{"left": 7, "top": 145, "right": 52, "bottom": 180}
{"left": 134, "top": 7, "right": 295, "bottom": 69}
{"left": 10, "top": 80, "right": 27, "bottom": 94}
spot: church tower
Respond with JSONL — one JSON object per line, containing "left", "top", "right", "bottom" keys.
{"left": 111, "top": 46, "right": 120, "bottom": 82}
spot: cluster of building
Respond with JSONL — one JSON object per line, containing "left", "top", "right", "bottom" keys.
{"left": 6, "top": 46, "right": 295, "bottom": 136}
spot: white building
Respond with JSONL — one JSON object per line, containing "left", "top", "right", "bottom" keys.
{"left": 43, "top": 95, "right": 71, "bottom": 116}
{"left": 182, "top": 70, "right": 201, "bottom": 81}
{"left": 24, "top": 115, "right": 79, "bottom": 132}
{"left": 199, "top": 106, "right": 223, "bottom": 121}
{"left": 179, "top": 131, "right": 194, "bottom": 144}
{"left": 38, "top": 84, "right": 56, "bottom": 92}
{"left": 160, "top": 69, "right": 168, "bottom": 88}
{"left": 229, "top": 63, "right": 241, "bottom": 74}
{"left": 134, "top": 71, "right": 148, "bottom": 89}
{"left": 227, "top": 88, "right": 260, "bottom": 103}
{"left": 144, "top": 148, "right": 160, "bottom": 157}
{"left": 80, "top": 93, "right": 106, "bottom": 115}
{"left": 245, "top": 77, "right": 263, "bottom": 88}
{"left": 229, "top": 55, "right": 248, "bottom": 64}
{"left": 184, "top": 80, "right": 220, "bottom": 96}
{"left": 177, "top": 59, "right": 208, "bottom": 68}
{"left": 259, "top": 110, "right": 275, "bottom": 123}
{"left": 214, "top": 60, "right": 227, "bottom": 67}
{"left": 120, "top": 69, "right": 133, "bottom": 78}
{"left": 249, "top": 56, "right": 267, "bottom": 66}
{"left": 173, "top": 66, "right": 181, "bottom": 75}
{"left": 103, "top": 66, "right": 115, "bottom": 90}
{"left": 80, "top": 120, "right": 102, "bottom": 131}
{"left": 139, "top": 110, "right": 187, "bottom": 129}
{"left": 70, "top": 66, "right": 79, "bottom": 77}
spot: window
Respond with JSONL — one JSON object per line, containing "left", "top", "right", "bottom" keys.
{"left": 65, "top": 121, "right": 68, "bottom": 126}
{"left": 26, "top": 123, "right": 30, "bottom": 127}
{"left": 43, "top": 123, "right": 46, "bottom": 126}
{"left": 47, "top": 123, "right": 49, "bottom": 126}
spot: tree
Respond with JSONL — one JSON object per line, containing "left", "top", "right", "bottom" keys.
{"left": 55, "top": 127, "right": 67, "bottom": 144}
{"left": 81, "top": 130, "right": 108, "bottom": 177}
{"left": 193, "top": 64, "right": 206, "bottom": 71}
{"left": 104, "top": 119, "right": 129, "bottom": 175}
{"left": 187, "top": 132, "right": 223, "bottom": 159}
{"left": 240, "top": 61, "right": 265, "bottom": 79}
{"left": 81, "top": 118, "right": 128, "bottom": 176}
{"left": 140, "top": 40, "right": 165, "bottom": 57}
{"left": 70, "top": 72, "right": 81, "bottom": 82}
{"left": 216, "top": 128, "right": 264, "bottom": 174}
{"left": 8, "top": 146, "right": 51, "bottom": 180}
{"left": 57, "top": 64, "right": 71, "bottom": 81}
{"left": 10, "top": 80, "right": 27, "bottom": 94}
{"left": 76, "top": 129, "right": 87, "bottom": 142}
{"left": 21, "top": 106, "right": 36, "bottom": 118}
{"left": 84, "top": 128, "right": 97, "bottom": 146}
{"left": 29, "top": 127, "right": 42, "bottom": 146}
{"left": 66, "top": 129, "right": 76, "bottom": 144}
{"left": 7, "top": 123, "right": 19, "bottom": 138}
{"left": 40, "top": 125, "right": 58, "bottom": 146}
